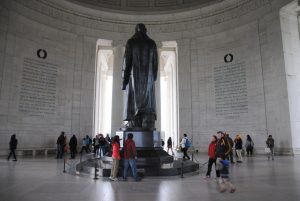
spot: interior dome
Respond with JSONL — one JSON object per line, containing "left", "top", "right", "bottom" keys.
{"left": 66, "top": 0, "right": 224, "bottom": 14}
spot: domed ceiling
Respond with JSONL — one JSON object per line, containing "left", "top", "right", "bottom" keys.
{"left": 66, "top": 0, "right": 223, "bottom": 14}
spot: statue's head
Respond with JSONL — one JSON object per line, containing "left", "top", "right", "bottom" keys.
{"left": 135, "top": 23, "right": 147, "bottom": 33}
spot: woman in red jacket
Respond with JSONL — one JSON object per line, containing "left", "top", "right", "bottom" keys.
{"left": 109, "top": 135, "right": 121, "bottom": 181}
{"left": 205, "top": 135, "right": 220, "bottom": 179}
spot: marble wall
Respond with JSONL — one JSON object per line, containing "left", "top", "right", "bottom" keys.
{"left": 280, "top": 1, "right": 300, "bottom": 154}
{"left": 0, "top": 0, "right": 296, "bottom": 155}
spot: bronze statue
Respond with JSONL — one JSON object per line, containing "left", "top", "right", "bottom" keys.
{"left": 122, "top": 23, "right": 158, "bottom": 130}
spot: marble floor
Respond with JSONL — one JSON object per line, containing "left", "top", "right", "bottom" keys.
{"left": 0, "top": 154, "right": 300, "bottom": 201}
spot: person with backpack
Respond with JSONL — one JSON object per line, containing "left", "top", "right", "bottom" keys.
{"left": 180, "top": 133, "right": 190, "bottom": 160}
{"left": 7, "top": 134, "right": 18, "bottom": 161}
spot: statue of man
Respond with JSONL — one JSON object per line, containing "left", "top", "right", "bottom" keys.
{"left": 122, "top": 23, "right": 158, "bottom": 130}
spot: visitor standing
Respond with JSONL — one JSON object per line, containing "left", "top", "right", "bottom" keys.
{"left": 105, "top": 134, "right": 111, "bottom": 144}
{"left": 109, "top": 135, "right": 120, "bottom": 181}
{"left": 204, "top": 135, "right": 220, "bottom": 179}
{"left": 7, "top": 134, "right": 18, "bottom": 161}
{"left": 180, "top": 133, "right": 190, "bottom": 160}
{"left": 69, "top": 134, "right": 77, "bottom": 159}
{"left": 225, "top": 133, "right": 235, "bottom": 164}
{"left": 56, "top": 132, "right": 65, "bottom": 159}
{"left": 245, "top": 134, "right": 254, "bottom": 157}
{"left": 123, "top": 133, "right": 140, "bottom": 181}
{"left": 85, "top": 135, "right": 92, "bottom": 153}
{"left": 105, "top": 134, "right": 112, "bottom": 153}
{"left": 234, "top": 134, "right": 243, "bottom": 163}
{"left": 167, "top": 137, "right": 174, "bottom": 155}
{"left": 215, "top": 131, "right": 234, "bottom": 192}
{"left": 94, "top": 134, "right": 100, "bottom": 157}
{"left": 266, "top": 135, "right": 275, "bottom": 160}
{"left": 80, "top": 137, "right": 89, "bottom": 154}
{"left": 215, "top": 131, "right": 231, "bottom": 159}
{"left": 99, "top": 134, "right": 107, "bottom": 157}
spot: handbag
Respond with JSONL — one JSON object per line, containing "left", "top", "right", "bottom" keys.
{"left": 64, "top": 146, "right": 68, "bottom": 153}
{"left": 264, "top": 147, "right": 271, "bottom": 153}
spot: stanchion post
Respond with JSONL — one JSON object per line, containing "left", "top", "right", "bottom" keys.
{"left": 79, "top": 152, "right": 83, "bottom": 171}
{"left": 181, "top": 160, "right": 184, "bottom": 178}
{"left": 192, "top": 152, "right": 194, "bottom": 162}
{"left": 94, "top": 162, "right": 98, "bottom": 180}
{"left": 63, "top": 158, "right": 67, "bottom": 173}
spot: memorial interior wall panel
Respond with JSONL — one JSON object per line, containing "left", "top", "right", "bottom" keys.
{"left": 189, "top": 22, "right": 268, "bottom": 151}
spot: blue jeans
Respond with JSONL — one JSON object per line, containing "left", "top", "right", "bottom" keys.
{"left": 123, "top": 159, "right": 138, "bottom": 180}
{"left": 100, "top": 146, "right": 106, "bottom": 156}
{"left": 56, "top": 144, "right": 63, "bottom": 158}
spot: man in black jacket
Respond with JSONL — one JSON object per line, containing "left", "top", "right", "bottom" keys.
{"left": 216, "top": 131, "right": 231, "bottom": 159}
{"left": 56, "top": 132, "right": 65, "bottom": 159}
{"left": 69, "top": 135, "right": 77, "bottom": 159}
{"left": 7, "top": 134, "right": 18, "bottom": 161}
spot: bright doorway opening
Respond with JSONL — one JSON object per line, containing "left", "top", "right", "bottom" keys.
{"left": 160, "top": 41, "right": 179, "bottom": 149}
{"left": 94, "top": 39, "right": 114, "bottom": 136}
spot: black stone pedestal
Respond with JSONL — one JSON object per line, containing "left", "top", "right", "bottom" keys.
{"left": 116, "top": 130, "right": 174, "bottom": 166}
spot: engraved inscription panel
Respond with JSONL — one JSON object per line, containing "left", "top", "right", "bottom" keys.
{"left": 19, "top": 57, "right": 57, "bottom": 116}
{"left": 214, "top": 62, "right": 248, "bottom": 116}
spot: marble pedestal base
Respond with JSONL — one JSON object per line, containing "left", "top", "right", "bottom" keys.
{"left": 116, "top": 130, "right": 173, "bottom": 166}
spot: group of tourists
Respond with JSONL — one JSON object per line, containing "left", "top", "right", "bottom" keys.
{"left": 204, "top": 131, "right": 236, "bottom": 193}
{"left": 204, "top": 131, "right": 275, "bottom": 193}
{"left": 55, "top": 132, "right": 113, "bottom": 159}
{"left": 6, "top": 131, "right": 275, "bottom": 187}
{"left": 163, "top": 134, "right": 192, "bottom": 159}
{"left": 109, "top": 133, "right": 141, "bottom": 182}
{"left": 92, "top": 134, "right": 111, "bottom": 158}
{"left": 56, "top": 132, "right": 78, "bottom": 159}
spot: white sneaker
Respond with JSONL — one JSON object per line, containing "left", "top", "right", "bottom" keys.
{"left": 111, "top": 178, "right": 118, "bottom": 181}
{"left": 203, "top": 175, "right": 210, "bottom": 180}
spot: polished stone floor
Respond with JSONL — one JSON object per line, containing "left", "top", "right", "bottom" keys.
{"left": 1, "top": 154, "right": 300, "bottom": 201}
